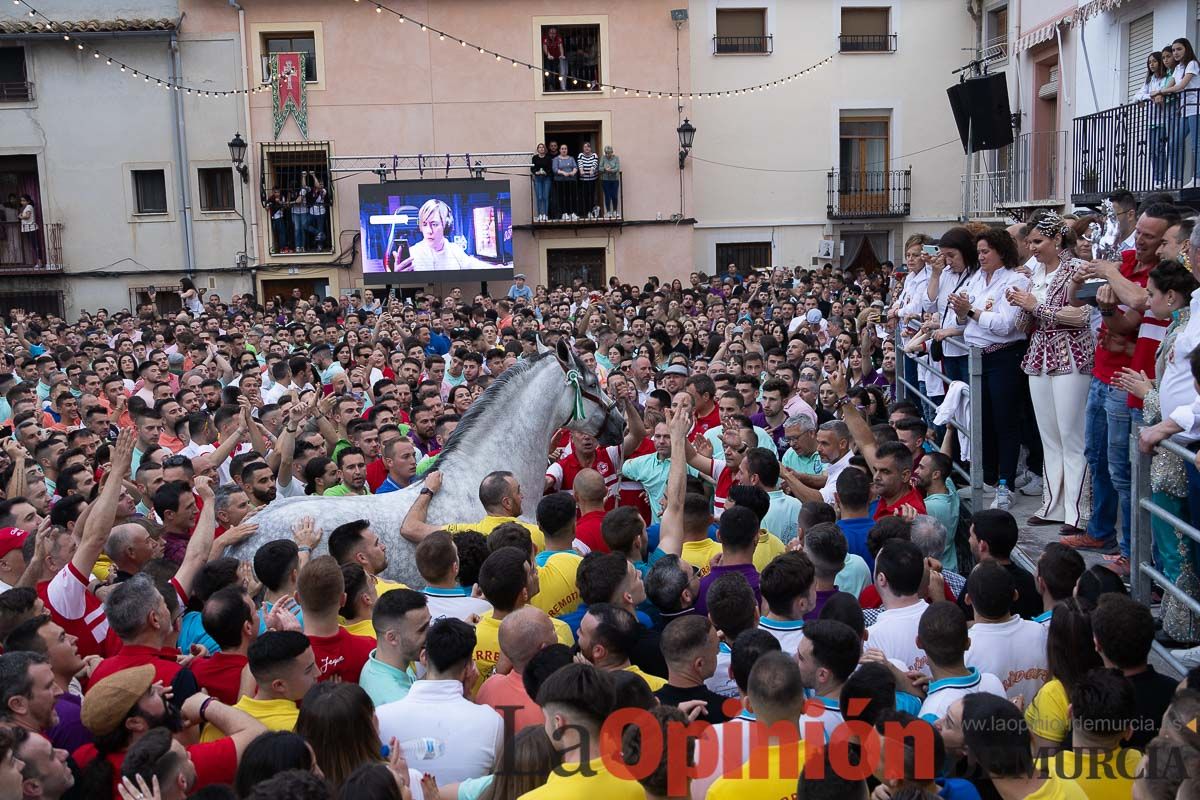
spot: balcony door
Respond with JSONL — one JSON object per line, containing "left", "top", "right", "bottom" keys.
{"left": 839, "top": 116, "right": 890, "bottom": 215}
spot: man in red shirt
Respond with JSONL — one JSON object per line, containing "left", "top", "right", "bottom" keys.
{"left": 541, "top": 26, "right": 567, "bottom": 91}
{"left": 572, "top": 470, "right": 609, "bottom": 553}
{"left": 685, "top": 374, "right": 722, "bottom": 440}
{"left": 189, "top": 586, "right": 256, "bottom": 704}
{"left": 75, "top": 665, "right": 266, "bottom": 795}
{"left": 872, "top": 441, "right": 927, "bottom": 520}
{"left": 298, "top": 556, "right": 374, "bottom": 683}
{"left": 1065, "top": 203, "right": 1178, "bottom": 568}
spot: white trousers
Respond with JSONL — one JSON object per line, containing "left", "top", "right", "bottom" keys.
{"left": 1029, "top": 372, "right": 1092, "bottom": 527}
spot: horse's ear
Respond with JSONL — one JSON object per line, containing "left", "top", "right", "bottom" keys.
{"left": 555, "top": 336, "right": 573, "bottom": 367}
{"left": 536, "top": 336, "right": 551, "bottom": 355}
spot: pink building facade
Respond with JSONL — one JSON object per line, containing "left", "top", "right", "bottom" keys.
{"left": 185, "top": 0, "right": 696, "bottom": 300}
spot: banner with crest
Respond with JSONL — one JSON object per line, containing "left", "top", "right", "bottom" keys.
{"left": 270, "top": 52, "right": 308, "bottom": 140}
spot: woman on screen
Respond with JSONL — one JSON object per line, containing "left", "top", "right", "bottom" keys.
{"left": 395, "top": 198, "right": 495, "bottom": 272}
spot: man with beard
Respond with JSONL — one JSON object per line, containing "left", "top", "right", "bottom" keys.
{"left": 9, "top": 726, "right": 75, "bottom": 800}
{"left": 3, "top": 615, "right": 94, "bottom": 752}
{"left": 75, "top": 665, "right": 265, "bottom": 794}
{"left": 328, "top": 519, "right": 405, "bottom": 595}
{"left": 0, "top": 652, "right": 62, "bottom": 737}
{"left": 235, "top": 461, "right": 276, "bottom": 509}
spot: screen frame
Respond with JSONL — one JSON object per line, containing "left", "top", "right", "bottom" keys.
{"left": 358, "top": 178, "right": 514, "bottom": 286}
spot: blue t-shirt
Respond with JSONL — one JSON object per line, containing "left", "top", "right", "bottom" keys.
{"left": 837, "top": 517, "right": 876, "bottom": 572}
{"left": 177, "top": 611, "right": 220, "bottom": 655}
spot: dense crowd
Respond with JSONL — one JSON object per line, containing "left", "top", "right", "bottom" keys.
{"left": 0, "top": 247, "right": 1197, "bottom": 800}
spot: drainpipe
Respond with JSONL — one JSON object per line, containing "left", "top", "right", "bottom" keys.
{"left": 169, "top": 30, "right": 196, "bottom": 276}
{"left": 230, "top": 0, "right": 261, "bottom": 271}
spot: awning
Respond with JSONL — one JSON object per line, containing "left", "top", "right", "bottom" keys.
{"left": 1014, "top": 0, "right": 1126, "bottom": 54}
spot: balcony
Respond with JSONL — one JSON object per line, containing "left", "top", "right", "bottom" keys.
{"left": 963, "top": 130, "right": 1068, "bottom": 218}
{"left": 1072, "top": 87, "right": 1200, "bottom": 205}
{"left": 713, "top": 35, "right": 772, "bottom": 55}
{"left": 531, "top": 173, "right": 623, "bottom": 228}
{"left": 0, "top": 221, "right": 63, "bottom": 273}
{"left": 0, "top": 81, "right": 32, "bottom": 102}
{"left": 838, "top": 34, "right": 897, "bottom": 53}
{"left": 827, "top": 169, "right": 911, "bottom": 219}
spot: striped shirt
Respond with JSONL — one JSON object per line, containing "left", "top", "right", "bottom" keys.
{"left": 577, "top": 152, "right": 599, "bottom": 179}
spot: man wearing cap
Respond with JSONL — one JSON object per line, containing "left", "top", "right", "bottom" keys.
{"left": 659, "top": 364, "right": 688, "bottom": 397}
{"left": 75, "top": 665, "right": 266, "bottom": 794}
{"left": 0, "top": 526, "right": 30, "bottom": 592}
{"left": 507, "top": 274, "right": 533, "bottom": 305}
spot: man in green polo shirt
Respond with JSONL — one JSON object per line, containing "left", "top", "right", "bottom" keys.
{"left": 324, "top": 446, "right": 369, "bottom": 496}
{"left": 359, "top": 589, "right": 431, "bottom": 706}
{"left": 781, "top": 415, "right": 824, "bottom": 476}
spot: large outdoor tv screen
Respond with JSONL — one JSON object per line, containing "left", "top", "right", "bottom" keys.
{"left": 359, "top": 179, "right": 514, "bottom": 284}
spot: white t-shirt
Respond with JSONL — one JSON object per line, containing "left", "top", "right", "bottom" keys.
{"left": 965, "top": 615, "right": 1050, "bottom": 707}
{"left": 819, "top": 451, "right": 854, "bottom": 504}
{"left": 866, "top": 601, "right": 929, "bottom": 675}
{"left": 759, "top": 616, "right": 806, "bottom": 657}
{"left": 704, "top": 641, "right": 739, "bottom": 698}
{"left": 918, "top": 667, "right": 1007, "bottom": 722}
{"left": 1175, "top": 60, "right": 1200, "bottom": 116}
{"left": 421, "top": 587, "right": 493, "bottom": 623}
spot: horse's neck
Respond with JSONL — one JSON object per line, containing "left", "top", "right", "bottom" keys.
{"left": 438, "top": 360, "right": 564, "bottom": 508}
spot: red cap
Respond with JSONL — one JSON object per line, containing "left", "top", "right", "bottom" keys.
{"left": 0, "top": 527, "right": 30, "bottom": 559}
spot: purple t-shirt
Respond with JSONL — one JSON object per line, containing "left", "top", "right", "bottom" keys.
{"left": 803, "top": 589, "right": 839, "bottom": 622}
{"left": 695, "top": 562, "right": 760, "bottom": 618}
{"left": 48, "top": 692, "right": 92, "bottom": 754}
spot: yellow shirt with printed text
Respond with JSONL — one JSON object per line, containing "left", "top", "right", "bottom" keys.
{"left": 682, "top": 539, "right": 724, "bottom": 577}
{"left": 471, "top": 611, "right": 573, "bottom": 695}
{"left": 1037, "top": 748, "right": 1139, "bottom": 800}
{"left": 531, "top": 551, "right": 582, "bottom": 618}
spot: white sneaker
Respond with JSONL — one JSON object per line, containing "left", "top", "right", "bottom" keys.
{"left": 1019, "top": 474, "right": 1044, "bottom": 497}
{"left": 593, "top": 206, "right": 601, "bottom": 217}
{"left": 562, "top": 214, "right": 569, "bottom": 221}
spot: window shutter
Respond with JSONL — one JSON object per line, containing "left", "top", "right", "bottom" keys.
{"left": 1127, "top": 14, "right": 1155, "bottom": 102}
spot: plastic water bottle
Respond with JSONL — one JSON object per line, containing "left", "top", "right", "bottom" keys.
{"left": 381, "top": 738, "right": 446, "bottom": 760}
{"left": 993, "top": 479, "right": 1011, "bottom": 510}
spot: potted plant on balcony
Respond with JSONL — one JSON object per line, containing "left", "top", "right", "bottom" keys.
{"left": 1081, "top": 165, "right": 1099, "bottom": 195}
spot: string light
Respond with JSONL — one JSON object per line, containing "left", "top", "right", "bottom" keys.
{"left": 11, "top": 0, "right": 834, "bottom": 100}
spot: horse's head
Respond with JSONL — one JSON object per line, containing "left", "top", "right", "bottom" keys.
{"left": 544, "top": 337, "right": 626, "bottom": 446}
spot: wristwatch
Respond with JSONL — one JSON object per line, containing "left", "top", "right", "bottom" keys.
{"left": 967, "top": 309, "right": 977, "bottom": 320}
{"left": 419, "top": 487, "right": 434, "bottom": 497}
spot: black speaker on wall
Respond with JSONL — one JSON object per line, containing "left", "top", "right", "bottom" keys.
{"left": 946, "top": 73, "right": 1014, "bottom": 153}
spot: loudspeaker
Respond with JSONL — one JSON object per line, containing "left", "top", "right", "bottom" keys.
{"left": 946, "top": 73, "right": 1013, "bottom": 153}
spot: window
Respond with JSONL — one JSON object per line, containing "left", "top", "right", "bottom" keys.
{"left": 1126, "top": 14, "right": 1155, "bottom": 102}
{"left": 984, "top": 5, "right": 1009, "bottom": 61}
{"left": 198, "top": 168, "right": 236, "bottom": 212}
{"left": 132, "top": 170, "right": 168, "bottom": 215}
{"left": 539, "top": 25, "right": 601, "bottom": 92}
{"left": 261, "top": 34, "right": 317, "bottom": 83}
{"left": 716, "top": 242, "right": 771, "bottom": 273}
{"left": 714, "top": 9, "right": 770, "bottom": 54}
{"left": 839, "top": 8, "right": 894, "bottom": 52}
{"left": 547, "top": 247, "right": 606, "bottom": 287}
{"left": 263, "top": 145, "right": 333, "bottom": 254}
{"left": 131, "top": 286, "right": 184, "bottom": 317}
{"left": 0, "top": 47, "right": 30, "bottom": 102}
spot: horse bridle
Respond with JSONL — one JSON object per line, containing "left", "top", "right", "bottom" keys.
{"left": 559, "top": 357, "right": 622, "bottom": 432}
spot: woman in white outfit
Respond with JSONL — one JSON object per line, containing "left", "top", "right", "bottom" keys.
{"left": 1006, "top": 212, "right": 1095, "bottom": 534}
{"left": 396, "top": 199, "right": 495, "bottom": 272}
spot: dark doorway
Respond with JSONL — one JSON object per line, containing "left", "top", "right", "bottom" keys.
{"left": 716, "top": 242, "right": 772, "bottom": 274}
{"left": 542, "top": 121, "right": 603, "bottom": 160}
{"left": 547, "top": 247, "right": 606, "bottom": 289}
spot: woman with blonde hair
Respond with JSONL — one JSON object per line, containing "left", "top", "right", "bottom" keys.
{"left": 1006, "top": 211, "right": 1095, "bottom": 532}
{"left": 396, "top": 199, "right": 495, "bottom": 272}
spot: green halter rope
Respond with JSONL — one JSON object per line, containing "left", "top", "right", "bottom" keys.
{"left": 565, "top": 369, "right": 587, "bottom": 421}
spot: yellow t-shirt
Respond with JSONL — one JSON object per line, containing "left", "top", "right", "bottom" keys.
{"left": 374, "top": 577, "right": 408, "bottom": 596}
{"left": 752, "top": 530, "right": 787, "bottom": 572}
{"left": 1023, "top": 774, "right": 1091, "bottom": 800}
{"left": 342, "top": 618, "right": 378, "bottom": 640}
{"left": 682, "top": 539, "right": 724, "bottom": 577}
{"left": 706, "top": 741, "right": 807, "bottom": 800}
{"left": 445, "top": 516, "right": 546, "bottom": 551}
{"left": 1037, "top": 749, "right": 1139, "bottom": 800}
{"left": 517, "top": 758, "right": 645, "bottom": 800}
{"left": 531, "top": 551, "right": 582, "bottom": 618}
{"left": 199, "top": 696, "right": 299, "bottom": 743}
{"left": 1026, "top": 678, "right": 1071, "bottom": 745}
{"left": 472, "top": 610, "right": 574, "bottom": 695}
{"left": 625, "top": 664, "right": 667, "bottom": 691}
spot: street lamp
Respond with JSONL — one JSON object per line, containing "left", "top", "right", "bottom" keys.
{"left": 677, "top": 118, "right": 696, "bottom": 169}
{"left": 228, "top": 132, "right": 249, "bottom": 183}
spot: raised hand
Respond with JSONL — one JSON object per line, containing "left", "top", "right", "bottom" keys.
{"left": 291, "top": 516, "right": 322, "bottom": 549}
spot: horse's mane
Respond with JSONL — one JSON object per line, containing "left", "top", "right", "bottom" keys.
{"left": 436, "top": 350, "right": 555, "bottom": 464}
